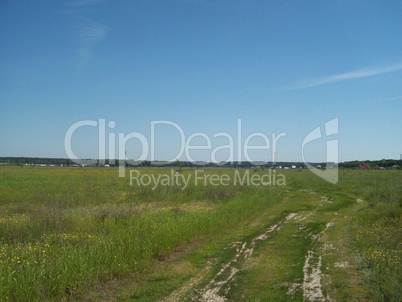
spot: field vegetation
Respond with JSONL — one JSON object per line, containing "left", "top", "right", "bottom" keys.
{"left": 0, "top": 166, "right": 401, "bottom": 301}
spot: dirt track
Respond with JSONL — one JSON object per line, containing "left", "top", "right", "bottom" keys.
{"left": 162, "top": 191, "right": 365, "bottom": 302}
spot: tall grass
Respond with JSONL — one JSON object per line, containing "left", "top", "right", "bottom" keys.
{"left": 351, "top": 176, "right": 402, "bottom": 301}
{"left": 1, "top": 167, "right": 401, "bottom": 301}
{"left": 0, "top": 166, "right": 281, "bottom": 301}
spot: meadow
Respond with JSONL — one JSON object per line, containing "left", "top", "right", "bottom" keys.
{"left": 0, "top": 166, "right": 401, "bottom": 301}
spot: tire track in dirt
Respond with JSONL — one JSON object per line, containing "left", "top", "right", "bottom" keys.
{"left": 162, "top": 263, "right": 213, "bottom": 302}
{"left": 192, "top": 213, "right": 298, "bottom": 302}
{"left": 164, "top": 192, "right": 341, "bottom": 301}
{"left": 287, "top": 194, "right": 335, "bottom": 302}
{"left": 301, "top": 221, "right": 334, "bottom": 302}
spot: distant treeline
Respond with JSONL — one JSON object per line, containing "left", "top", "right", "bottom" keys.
{"left": 339, "top": 159, "right": 401, "bottom": 169}
{"left": 0, "top": 157, "right": 400, "bottom": 169}
{"left": 0, "top": 157, "right": 320, "bottom": 168}
{"left": 0, "top": 157, "right": 76, "bottom": 166}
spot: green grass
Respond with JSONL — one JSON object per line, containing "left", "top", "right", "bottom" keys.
{"left": 0, "top": 166, "right": 282, "bottom": 301}
{"left": 0, "top": 166, "right": 401, "bottom": 301}
{"left": 351, "top": 181, "right": 402, "bottom": 301}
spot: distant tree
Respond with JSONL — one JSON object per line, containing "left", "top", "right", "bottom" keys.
{"left": 176, "top": 160, "right": 183, "bottom": 172}
{"left": 140, "top": 161, "right": 151, "bottom": 167}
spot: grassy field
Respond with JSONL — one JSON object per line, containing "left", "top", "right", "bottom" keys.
{"left": 0, "top": 166, "right": 401, "bottom": 301}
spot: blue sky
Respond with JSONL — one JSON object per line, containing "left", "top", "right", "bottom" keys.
{"left": 1, "top": 0, "right": 401, "bottom": 162}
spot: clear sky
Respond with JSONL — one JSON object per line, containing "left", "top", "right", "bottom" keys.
{"left": 1, "top": 0, "right": 401, "bottom": 163}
